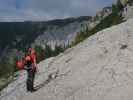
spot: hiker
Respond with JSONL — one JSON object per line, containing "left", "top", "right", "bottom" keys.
{"left": 25, "top": 48, "right": 37, "bottom": 92}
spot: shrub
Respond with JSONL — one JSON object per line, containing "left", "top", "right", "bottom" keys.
{"left": 34, "top": 45, "right": 45, "bottom": 63}
{"left": 71, "top": 4, "right": 124, "bottom": 47}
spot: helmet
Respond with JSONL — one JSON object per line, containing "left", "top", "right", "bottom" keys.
{"left": 28, "top": 48, "right": 35, "bottom": 53}
{"left": 28, "top": 48, "right": 32, "bottom": 52}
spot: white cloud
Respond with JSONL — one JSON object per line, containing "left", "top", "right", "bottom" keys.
{"left": 0, "top": 0, "right": 116, "bottom": 21}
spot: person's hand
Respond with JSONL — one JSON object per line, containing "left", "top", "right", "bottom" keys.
{"left": 36, "top": 66, "right": 39, "bottom": 73}
{"left": 34, "top": 65, "right": 39, "bottom": 73}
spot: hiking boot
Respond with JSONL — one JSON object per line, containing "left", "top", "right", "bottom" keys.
{"left": 30, "top": 88, "right": 37, "bottom": 92}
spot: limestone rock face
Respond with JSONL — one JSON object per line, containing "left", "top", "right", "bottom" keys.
{"left": 123, "top": 2, "right": 133, "bottom": 20}
{"left": 96, "top": 7, "right": 112, "bottom": 19}
{"left": 120, "top": 0, "right": 128, "bottom": 6}
{"left": 1, "top": 19, "right": 133, "bottom": 100}
{"left": 120, "top": 0, "right": 133, "bottom": 6}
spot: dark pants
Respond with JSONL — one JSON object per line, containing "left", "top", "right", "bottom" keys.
{"left": 26, "top": 69, "right": 36, "bottom": 91}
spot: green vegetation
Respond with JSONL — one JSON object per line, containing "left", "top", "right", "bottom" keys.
{"left": 87, "top": 13, "right": 123, "bottom": 35}
{"left": 0, "top": 56, "right": 16, "bottom": 78}
{"left": 2, "top": 44, "right": 64, "bottom": 74}
{"left": 0, "top": 44, "right": 65, "bottom": 91}
{"left": 71, "top": 1, "right": 124, "bottom": 46}
{"left": 0, "top": 44, "right": 65, "bottom": 78}
{"left": 34, "top": 45, "right": 45, "bottom": 63}
{"left": 35, "top": 44, "right": 65, "bottom": 63}
{"left": 0, "top": 56, "right": 16, "bottom": 91}
{"left": 128, "top": 0, "right": 133, "bottom": 4}
{"left": 0, "top": 78, "right": 13, "bottom": 91}
{"left": 0, "top": 16, "right": 91, "bottom": 52}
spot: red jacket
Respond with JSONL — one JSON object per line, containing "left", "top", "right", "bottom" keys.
{"left": 28, "top": 48, "right": 37, "bottom": 66}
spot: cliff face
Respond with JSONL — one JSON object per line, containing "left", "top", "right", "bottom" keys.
{"left": 96, "top": 7, "right": 112, "bottom": 19}
{"left": 1, "top": 18, "right": 133, "bottom": 100}
{"left": 33, "top": 18, "right": 90, "bottom": 49}
{"left": 0, "top": 16, "right": 91, "bottom": 53}
{"left": 120, "top": 0, "right": 133, "bottom": 6}
{"left": 122, "top": 3, "right": 133, "bottom": 20}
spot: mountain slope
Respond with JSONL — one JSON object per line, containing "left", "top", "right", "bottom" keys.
{"left": 0, "top": 16, "right": 92, "bottom": 82}
{"left": 0, "top": 10, "right": 112, "bottom": 90}
{"left": 1, "top": 18, "right": 133, "bottom": 100}
{"left": 0, "top": 16, "right": 91, "bottom": 52}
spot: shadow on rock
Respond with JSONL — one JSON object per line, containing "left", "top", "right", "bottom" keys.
{"left": 35, "top": 72, "right": 58, "bottom": 90}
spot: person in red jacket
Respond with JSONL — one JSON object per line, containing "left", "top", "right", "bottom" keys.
{"left": 25, "top": 48, "right": 37, "bottom": 92}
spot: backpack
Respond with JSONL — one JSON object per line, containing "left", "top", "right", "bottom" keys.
{"left": 25, "top": 54, "right": 37, "bottom": 72}
{"left": 28, "top": 48, "right": 37, "bottom": 65}
{"left": 25, "top": 55, "right": 32, "bottom": 65}
{"left": 16, "top": 60, "right": 25, "bottom": 70}
{"left": 16, "top": 52, "right": 25, "bottom": 70}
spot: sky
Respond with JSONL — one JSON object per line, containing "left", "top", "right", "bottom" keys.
{"left": 0, "top": 0, "right": 116, "bottom": 22}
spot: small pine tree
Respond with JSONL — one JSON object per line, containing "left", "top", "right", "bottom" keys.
{"left": 34, "top": 45, "right": 45, "bottom": 63}
{"left": 44, "top": 44, "right": 53, "bottom": 59}
{"left": 117, "top": 0, "right": 124, "bottom": 10}
{"left": 53, "top": 45, "right": 64, "bottom": 56}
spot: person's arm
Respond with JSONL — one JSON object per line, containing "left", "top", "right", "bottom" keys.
{"left": 33, "top": 54, "right": 37, "bottom": 67}
{"left": 32, "top": 54, "right": 39, "bottom": 72}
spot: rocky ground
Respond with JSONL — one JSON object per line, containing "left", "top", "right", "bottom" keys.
{"left": 1, "top": 18, "right": 133, "bottom": 100}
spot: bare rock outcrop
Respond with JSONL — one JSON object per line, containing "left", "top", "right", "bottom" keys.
{"left": 1, "top": 18, "right": 133, "bottom": 100}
